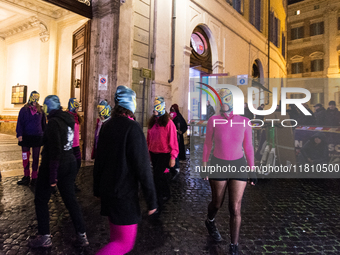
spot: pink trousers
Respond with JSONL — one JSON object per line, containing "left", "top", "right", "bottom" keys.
{"left": 96, "top": 219, "right": 138, "bottom": 255}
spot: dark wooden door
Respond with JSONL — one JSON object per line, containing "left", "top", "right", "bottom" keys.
{"left": 71, "top": 20, "right": 91, "bottom": 159}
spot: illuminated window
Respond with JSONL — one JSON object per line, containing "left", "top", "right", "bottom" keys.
{"left": 295, "top": 10, "right": 300, "bottom": 15}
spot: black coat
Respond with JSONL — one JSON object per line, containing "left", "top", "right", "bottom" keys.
{"left": 173, "top": 113, "right": 187, "bottom": 160}
{"left": 40, "top": 109, "right": 75, "bottom": 184}
{"left": 93, "top": 116, "right": 157, "bottom": 225}
{"left": 301, "top": 132, "right": 328, "bottom": 164}
{"left": 314, "top": 107, "right": 326, "bottom": 125}
{"left": 206, "top": 105, "right": 215, "bottom": 120}
{"left": 324, "top": 108, "right": 340, "bottom": 126}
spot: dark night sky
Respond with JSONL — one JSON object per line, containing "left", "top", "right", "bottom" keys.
{"left": 288, "top": 0, "right": 304, "bottom": 5}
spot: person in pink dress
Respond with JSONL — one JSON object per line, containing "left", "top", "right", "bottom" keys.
{"left": 147, "top": 97, "right": 179, "bottom": 211}
{"left": 203, "top": 88, "right": 257, "bottom": 255}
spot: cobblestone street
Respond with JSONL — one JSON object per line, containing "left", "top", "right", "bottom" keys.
{"left": 1, "top": 133, "right": 340, "bottom": 254}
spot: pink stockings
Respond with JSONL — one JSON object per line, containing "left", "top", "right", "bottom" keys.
{"left": 96, "top": 220, "right": 138, "bottom": 255}
{"left": 22, "top": 146, "right": 41, "bottom": 179}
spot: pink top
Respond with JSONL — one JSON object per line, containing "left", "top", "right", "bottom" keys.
{"left": 203, "top": 114, "right": 254, "bottom": 168}
{"left": 73, "top": 122, "right": 80, "bottom": 147}
{"left": 147, "top": 119, "right": 179, "bottom": 160}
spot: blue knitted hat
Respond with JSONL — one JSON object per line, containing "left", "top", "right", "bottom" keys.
{"left": 154, "top": 96, "right": 165, "bottom": 116}
{"left": 114, "top": 85, "right": 137, "bottom": 113}
{"left": 68, "top": 98, "right": 79, "bottom": 113}
{"left": 43, "top": 95, "right": 60, "bottom": 115}
{"left": 97, "top": 100, "right": 111, "bottom": 119}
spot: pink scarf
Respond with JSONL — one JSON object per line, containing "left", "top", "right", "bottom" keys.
{"left": 69, "top": 111, "right": 79, "bottom": 124}
{"left": 29, "top": 105, "right": 37, "bottom": 115}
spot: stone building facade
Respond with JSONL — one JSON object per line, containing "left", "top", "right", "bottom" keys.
{"left": 287, "top": 0, "right": 340, "bottom": 107}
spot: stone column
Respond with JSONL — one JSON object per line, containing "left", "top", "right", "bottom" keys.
{"left": 85, "top": 0, "right": 120, "bottom": 160}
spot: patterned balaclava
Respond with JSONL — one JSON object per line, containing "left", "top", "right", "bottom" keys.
{"left": 114, "top": 85, "right": 137, "bottom": 113}
{"left": 68, "top": 98, "right": 80, "bottom": 113}
{"left": 219, "top": 88, "right": 233, "bottom": 113}
{"left": 28, "top": 91, "right": 40, "bottom": 105}
{"left": 97, "top": 100, "right": 111, "bottom": 119}
{"left": 154, "top": 96, "right": 165, "bottom": 116}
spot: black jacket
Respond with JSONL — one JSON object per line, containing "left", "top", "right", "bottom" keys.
{"left": 301, "top": 132, "right": 328, "bottom": 164}
{"left": 314, "top": 107, "right": 326, "bottom": 125}
{"left": 41, "top": 109, "right": 75, "bottom": 184}
{"left": 324, "top": 108, "right": 340, "bottom": 126}
{"left": 93, "top": 116, "right": 157, "bottom": 225}
{"left": 206, "top": 105, "right": 215, "bottom": 120}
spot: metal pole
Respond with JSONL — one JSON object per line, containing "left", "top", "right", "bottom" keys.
{"left": 168, "top": 0, "right": 176, "bottom": 83}
{"left": 141, "top": 77, "right": 146, "bottom": 128}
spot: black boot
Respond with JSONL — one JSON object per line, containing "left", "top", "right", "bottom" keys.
{"left": 17, "top": 176, "right": 30, "bottom": 185}
{"left": 30, "top": 178, "right": 37, "bottom": 186}
{"left": 205, "top": 218, "right": 222, "bottom": 241}
{"left": 229, "top": 243, "right": 239, "bottom": 255}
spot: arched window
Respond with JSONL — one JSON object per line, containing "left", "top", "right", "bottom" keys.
{"left": 190, "top": 26, "right": 212, "bottom": 73}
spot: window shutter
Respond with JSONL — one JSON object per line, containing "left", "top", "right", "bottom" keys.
{"left": 299, "top": 26, "right": 304, "bottom": 39}
{"left": 311, "top": 60, "right": 315, "bottom": 72}
{"left": 249, "top": 0, "right": 254, "bottom": 25}
{"left": 320, "top": 22, "right": 324, "bottom": 34}
{"left": 255, "top": 0, "right": 261, "bottom": 31}
{"left": 310, "top": 23, "right": 315, "bottom": 36}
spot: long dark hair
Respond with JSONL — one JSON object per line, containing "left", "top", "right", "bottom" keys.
{"left": 24, "top": 102, "right": 42, "bottom": 114}
{"left": 148, "top": 112, "right": 170, "bottom": 129}
{"left": 112, "top": 104, "right": 136, "bottom": 120}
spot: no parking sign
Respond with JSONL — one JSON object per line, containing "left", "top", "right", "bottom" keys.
{"left": 98, "top": 74, "right": 108, "bottom": 90}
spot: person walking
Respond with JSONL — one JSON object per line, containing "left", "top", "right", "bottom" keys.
{"left": 147, "top": 97, "right": 178, "bottom": 209}
{"left": 67, "top": 98, "right": 83, "bottom": 192}
{"left": 29, "top": 95, "right": 88, "bottom": 248}
{"left": 203, "top": 88, "right": 257, "bottom": 255}
{"left": 91, "top": 100, "right": 111, "bottom": 159}
{"left": 170, "top": 104, "right": 188, "bottom": 164}
{"left": 16, "top": 91, "right": 46, "bottom": 186}
{"left": 93, "top": 86, "right": 157, "bottom": 255}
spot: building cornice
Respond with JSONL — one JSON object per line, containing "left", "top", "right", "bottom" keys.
{"left": 0, "top": 0, "right": 70, "bottom": 19}
{"left": 0, "top": 16, "right": 49, "bottom": 42}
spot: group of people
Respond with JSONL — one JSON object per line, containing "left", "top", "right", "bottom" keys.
{"left": 9, "top": 85, "right": 257, "bottom": 255}
{"left": 15, "top": 91, "right": 89, "bottom": 248}
{"left": 242, "top": 100, "right": 340, "bottom": 127}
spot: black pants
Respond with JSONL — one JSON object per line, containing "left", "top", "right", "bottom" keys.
{"left": 72, "top": 146, "right": 82, "bottom": 173}
{"left": 149, "top": 152, "right": 171, "bottom": 207}
{"left": 34, "top": 154, "right": 86, "bottom": 235}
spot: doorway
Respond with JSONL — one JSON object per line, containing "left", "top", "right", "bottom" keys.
{"left": 71, "top": 21, "right": 91, "bottom": 159}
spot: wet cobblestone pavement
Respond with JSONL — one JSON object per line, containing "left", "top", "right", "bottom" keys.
{"left": 1, "top": 134, "right": 340, "bottom": 254}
